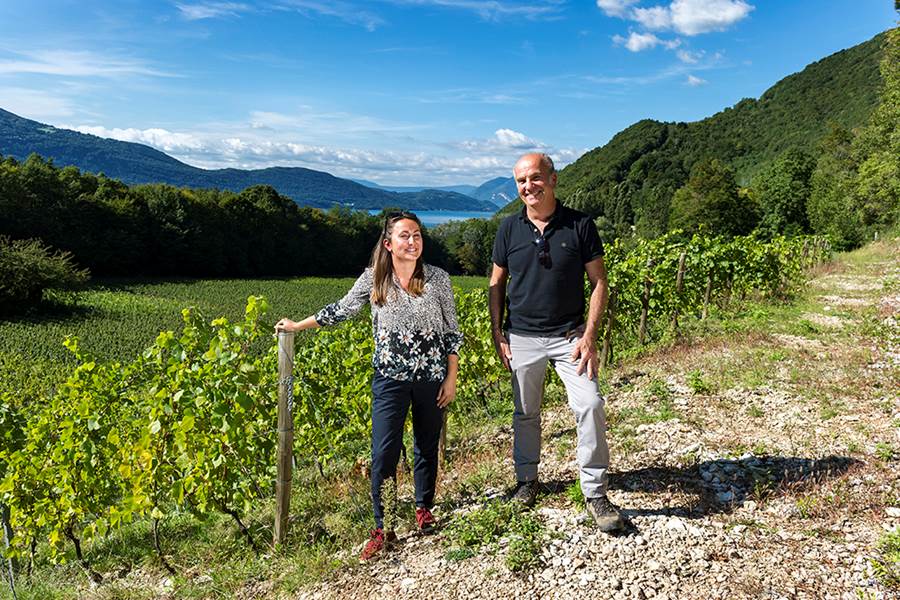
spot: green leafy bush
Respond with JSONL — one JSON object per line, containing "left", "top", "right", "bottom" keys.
{"left": 443, "top": 500, "right": 545, "bottom": 572}
{"left": 0, "top": 235, "right": 89, "bottom": 314}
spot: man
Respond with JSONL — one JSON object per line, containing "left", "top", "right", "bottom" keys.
{"left": 489, "top": 152, "right": 623, "bottom": 532}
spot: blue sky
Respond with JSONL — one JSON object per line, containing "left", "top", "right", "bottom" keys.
{"left": 0, "top": 1, "right": 896, "bottom": 186}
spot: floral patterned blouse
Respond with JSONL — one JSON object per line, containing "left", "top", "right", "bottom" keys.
{"left": 314, "top": 264, "right": 463, "bottom": 382}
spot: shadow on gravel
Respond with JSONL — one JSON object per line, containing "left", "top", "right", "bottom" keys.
{"left": 543, "top": 455, "right": 861, "bottom": 525}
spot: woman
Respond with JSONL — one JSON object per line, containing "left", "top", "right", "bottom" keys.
{"left": 275, "top": 211, "right": 462, "bottom": 560}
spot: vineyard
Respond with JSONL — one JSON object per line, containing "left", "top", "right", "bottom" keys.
{"left": 0, "top": 232, "right": 829, "bottom": 595}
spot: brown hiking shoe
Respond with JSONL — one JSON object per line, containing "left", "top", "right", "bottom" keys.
{"left": 586, "top": 495, "right": 625, "bottom": 532}
{"left": 510, "top": 479, "right": 539, "bottom": 507}
{"left": 360, "top": 528, "right": 397, "bottom": 561}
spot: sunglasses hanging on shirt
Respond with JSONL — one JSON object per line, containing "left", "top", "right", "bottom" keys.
{"left": 534, "top": 234, "right": 551, "bottom": 268}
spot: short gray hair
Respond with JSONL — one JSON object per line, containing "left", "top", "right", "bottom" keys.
{"left": 516, "top": 152, "right": 556, "bottom": 174}
{"left": 536, "top": 153, "right": 556, "bottom": 174}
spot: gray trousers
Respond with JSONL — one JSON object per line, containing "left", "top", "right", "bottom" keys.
{"left": 508, "top": 331, "right": 610, "bottom": 498}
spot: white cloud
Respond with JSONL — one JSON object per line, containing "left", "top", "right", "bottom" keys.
{"left": 277, "top": 1, "right": 385, "bottom": 31}
{"left": 66, "top": 125, "right": 206, "bottom": 153}
{"left": 632, "top": 6, "right": 671, "bottom": 29}
{"left": 686, "top": 74, "right": 707, "bottom": 86}
{"left": 613, "top": 32, "right": 680, "bottom": 52}
{"left": 596, "top": 0, "right": 638, "bottom": 17}
{"left": 493, "top": 128, "right": 535, "bottom": 148}
{"left": 626, "top": 32, "right": 661, "bottom": 51}
{"left": 676, "top": 48, "right": 703, "bottom": 63}
{"left": 0, "top": 50, "right": 175, "bottom": 78}
{"left": 413, "top": 88, "right": 529, "bottom": 105}
{"left": 387, "top": 0, "right": 563, "bottom": 21}
{"left": 671, "top": 0, "right": 753, "bottom": 35}
{"left": 662, "top": 38, "right": 682, "bottom": 49}
{"left": 628, "top": 0, "right": 753, "bottom": 35}
{"left": 175, "top": 2, "right": 251, "bottom": 20}
{"left": 54, "top": 117, "right": 583, "bottom": 185}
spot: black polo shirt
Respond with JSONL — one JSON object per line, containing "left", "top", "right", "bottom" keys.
{"left": 492, "top": 203, "right": 604, "bottom": 336}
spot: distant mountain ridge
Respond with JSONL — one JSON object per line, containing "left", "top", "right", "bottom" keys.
{"left": 499, "top": 31, "right": 887, "bottom": 237}
{"left": 0, "top": 108, "right": 496, "bottom": 212}
{"left": 354, "top": 177, "right": 516, "bottom": 208}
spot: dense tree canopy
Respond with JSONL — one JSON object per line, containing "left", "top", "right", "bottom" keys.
{"left": 668, "top": 159, "right": 758, "bottom": 238}
{"left": 753, "top": 148, "right": 816, "bottom": 237}
{"left": 0, "top": 155, "right": 446, "bottom": 278}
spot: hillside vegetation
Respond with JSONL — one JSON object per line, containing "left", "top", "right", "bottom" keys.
{"left": 502, "top": 31, "right": 886, "bottom": 240}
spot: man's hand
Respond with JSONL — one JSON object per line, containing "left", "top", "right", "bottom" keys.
{"left": 492, "top": 329, "right": 513, "bottom": 371}
{"left": 570, "top": 335, "right": 598, "bottom": 379}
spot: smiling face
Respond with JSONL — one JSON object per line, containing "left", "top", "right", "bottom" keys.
{"left": 514, "top": 153, "right": 558, "bottom": 212}
{"left": 384, "top": 217, "right": 423, "bottom": 263}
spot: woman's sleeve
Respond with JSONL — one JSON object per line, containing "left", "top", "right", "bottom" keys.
{"left": 436, "top": 270, "right": 463, "bottom": 355}
{"left": 314, "top": 269, "right": 372, "bottom": 326}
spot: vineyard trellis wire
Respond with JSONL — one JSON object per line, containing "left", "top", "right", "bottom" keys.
{"left": 0, "top": 232, "right": 829, "bottom": 574}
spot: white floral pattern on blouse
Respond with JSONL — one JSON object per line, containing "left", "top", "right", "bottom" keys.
{"left": 314, "top": 264, "right": 463, "bottom": 382}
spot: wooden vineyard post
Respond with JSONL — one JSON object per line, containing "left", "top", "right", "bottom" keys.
{"left": 600, "top": 288, "right": 617, "bottom": 368}
{"left": 671, "top": 252, "right": 687, "bottom": 331}
{"left": 702, "top": 274, "right": 713, "bottom": 320}
{"left": 2, "top": 504, "right": 16, "bottom": 600}
{"left": 638, "top": 259, "right": 653, "bottom": 345}
{"left": 274, "top": 331, "right": 295, "bottom": 547}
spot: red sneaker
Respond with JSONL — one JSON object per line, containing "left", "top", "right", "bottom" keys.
{"left": 360, "top": 528, "right": 396, "bottom": 561}
{"left": 415, "top": 507, "right": 436, "bottom": 534}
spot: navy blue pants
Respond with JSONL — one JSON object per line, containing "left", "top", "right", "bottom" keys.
{"left": 370, "top": 372, "right": 444, "bottom": 529}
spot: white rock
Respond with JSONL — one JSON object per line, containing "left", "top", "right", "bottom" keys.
{"left": 666, "top": 517, "right": 688, "bottom": 532}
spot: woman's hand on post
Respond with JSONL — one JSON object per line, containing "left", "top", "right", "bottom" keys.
{"left": 274, "top": 318, "right": 298, "bottom": 333}
{"left": 436, "top": 376, "right": 456, "bottom": 408}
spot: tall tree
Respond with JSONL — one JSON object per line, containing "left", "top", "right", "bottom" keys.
{"left": 851, "top": 25, "right": 900, "bottom": 230}
{"left": 668, "top": 159, "right": 759, "bottom": 237}
{"left": 753, "top": 148, "right": 816, "bottom": 237}
{"left": 808, "top": 123, "right": 863, "bottom": 250}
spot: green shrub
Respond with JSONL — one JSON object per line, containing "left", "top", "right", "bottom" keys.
{"left": 0, "top": 236, "right": 89, "bottom": 314}
{"left": 443, "top": 500, "right": 545, "bottom": 572}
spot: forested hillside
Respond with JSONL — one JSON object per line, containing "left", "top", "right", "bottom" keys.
{"left": 510, "top": 31, "right": 887, "bottom": 240}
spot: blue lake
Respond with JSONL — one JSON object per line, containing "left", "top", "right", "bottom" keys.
{"left": 366, "top": 209, "right": 496, "bottom": 227}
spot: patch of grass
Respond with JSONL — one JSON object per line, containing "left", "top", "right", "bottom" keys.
{"left": 687, "top": 369, "right": 713, "bottom": 394}
{"left": 819, "top": 397, "right": 842, "bottom": 420}
{"left": 445, "top": 547, "right": 475, "bottom": 562}
{"left": 871, "top": 528, "right": 900, "bottom": 591}
{"left": 554, "top": 434, "right": 575, "bottom": 460}
{"left": 740, "top": 365, "right": 771, "bottom": 389}
{"left": 804, "top": 527, "right": 843, "bottom": 542}
{"left": 646, "top": 378, "right": 670, "bottom": 401}
{"left": 795, "top": 495, "right": 819, "bottom": 519}
{"left": 443, "top": 500, "right": 545, "bottom": 572}
{"left": 792, "top": 319, "right": 821, "bottom": 336}
{"left": 751, "top": 442, "right": 772, "bottom": 456}
{"left": 727, "top": 518, "right": 774, "bottom": 533}
{"left": 876, "top": 442, "right": 898, "bottom": 462}
{"left": 769, "top": 349, "right": 789, "bottom": 362}
{"left": 455, "top": 460, "right": 506, "bottom": 500}
{"left": 566, "top": 481, "right": 585, "bottom": 509}
{"left": 746, "top": 404, "right": 764, "bottom": 418}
